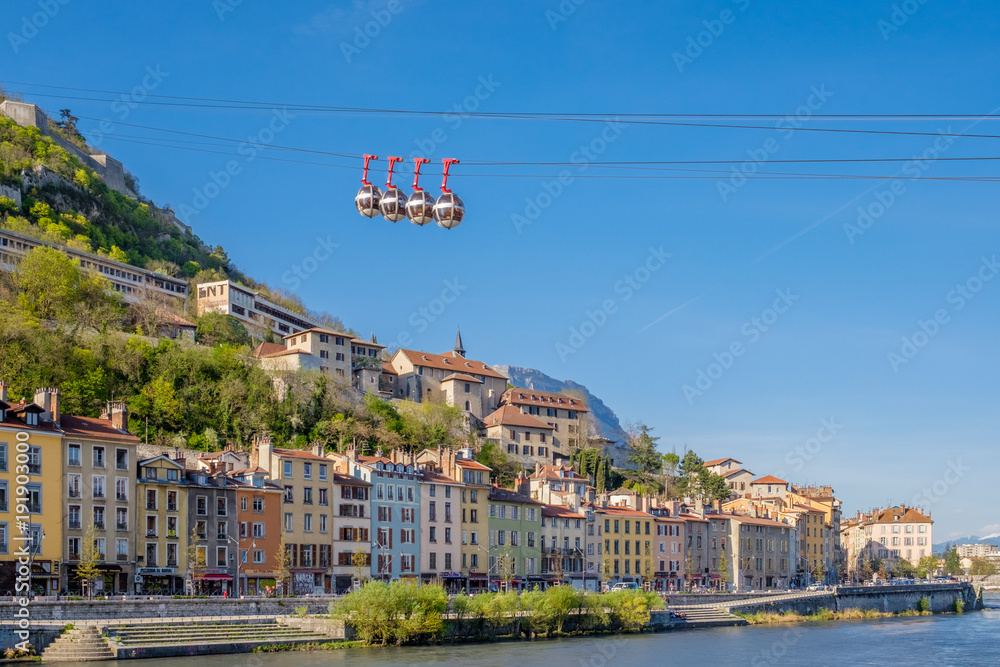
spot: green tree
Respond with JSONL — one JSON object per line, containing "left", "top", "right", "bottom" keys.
{"left": 969, "top": 557, "right": 997, "bottom": 576}
{"left": 108, "top": 245, "right": 129, "bottom": 262}
{"left": 187, "top": 527, "right": 206, "bottom": 596}
{"left": 944, "top": 546, "right": 962, "bottom": 575}
{"left": 625, "top": 422, "right": 661, "bottom": 478}
{"left": 718, "top": 546, "right": 732, "bottom": 589}
{"left": 75, "top": 524, "right": 102, "bottom": 599}
{"left": 276, "top": 532, "right": 291, "bottom": 595}
{"left": 476, "top": 441, "right": 521, "bottom": 488}
{"left": 596, "top": 456, "right": 608, "bottom": 493}
{"left": 195, "top": 312, "right": 251, "bottom": 347}
{"left": 675, "top": 449, "right": 704, "bottom": 499}
{"left": 16, "top": 246, "right": 83, "bottom": 320}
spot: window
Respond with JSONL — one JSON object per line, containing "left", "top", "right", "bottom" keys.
{"left": 68, "top": 444, "right": 81, "bottom": 466}
{"left": 319, "top": 488, "right": 328, "bottom": 505}
{"left": 304, "top": 514, "right": 313, "bottom": 532}
{"left": 284, "top": 486, "right": 294, "bottom": 503}
{"left": 253, "top": 549, "right": 265, "bottom": 564}
{"left": 319, "top": 464, "right": 327, "bottom": 481}
{"left": 320, "top": 515, "right": 327, "bottom": 533}
{"left": 92, "top": 475, "right": 105, "bottom": 499}
{"left": 116, "top": 449, "right": 128, "bottom": 470}
{"left": 116, "top": 507, "right": 128, "bottom": 531}
{"left": 68, "top": 474, "right": 81, "bottom": 498}
{"left": 303, "top": 487, "right": 313, "bottom": 505}
{"left": 196, "top": 496, "right": 207, "bottom": 515}
{"left": 304, "top": 463, "right": 312, "bottom": 479}
{"left": 167, "top": 491, "right": 178, "bottom": 512}
{"left": 93, "top": 446, "right": 105, "bottom": 468}
{"left": 285, "top": 513, "right": 294, "bottom": 531}
{"left": 253, "top": 497, "right": 264, "bottom": 513}
{"left": 283, "top": 461, "right": 293, "bottom": 479}
{"left": 93, "top": 506, "right": 105, "bottom": 529}
{"left": 167, "top": 468, "right": 179, "bottom": 481}
{"left": 217, "top": 497, "right": 227, "bottom": 516}
{"left": 115, "top": 477, "right": 128, "bottom": 502}
{"left": 67, "top": 504, "right": 80, "bottom": 529}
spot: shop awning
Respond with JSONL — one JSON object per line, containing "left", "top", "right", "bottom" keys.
{"left": 198, "top": 574, "right": 233, "bottom": 581}
{"left": 468, "top": 573, "right": 488, "bottom": 580}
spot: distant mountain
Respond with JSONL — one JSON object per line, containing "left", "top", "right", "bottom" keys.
{"left": 933, "top": 535, "right": 1000, "bottom": 553}
{"left": 494, "top": 365, "right": 627, "bottom": 445}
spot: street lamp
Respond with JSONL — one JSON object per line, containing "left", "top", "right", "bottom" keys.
{"left": 228, "top": 536, "right": 254, "bottom": 597}
{"left": 26, "top": 527, "right": 46, "bottom": 597}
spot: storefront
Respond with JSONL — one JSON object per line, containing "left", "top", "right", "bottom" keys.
{"left": 467, "top": 572, "right": 489, "bottom": 593}
{"left": 291, "top": 569, "right": 327, "bottom": 595}
{"left": 136, "top": 567, "right": 181, "bottom": 594}
{"left": 440, "top": 571, "right": 465, "bottom": 593}
{"left": 195, "top": 569, "right": 234, "bottom": 595}
{"left": 242, "top": 568, "right": 277, "bottom": 596}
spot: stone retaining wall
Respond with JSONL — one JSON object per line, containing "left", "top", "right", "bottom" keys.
{"left": 0, "top": 598, "right": 333, "bottom": 622}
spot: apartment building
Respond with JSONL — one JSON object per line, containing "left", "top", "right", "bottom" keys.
{"left": 488, "top": 486, "right": 542, "bottom": 589}
{"left": 419, "top": 471, "right": 463, "bottom": 590}
{"left": 842, "top": 505, "right": 933, "bottom": 573}
{"left": 330, "top": 471, "right": 371, "bottom": 594}
{"left": 594, "top": 505, "right": 655, "bottom": 587}
{"left": 136, "top": 455, "right": 189, "bottom": 593}
{"left": 680, "top": 511, "right": 710, "bottom": 590}
{"left": 252, "top": 437, "right": 334, "bottom": 594}
{"left": 652, "top": 510, "right": 685, "bottom": 592}
{"left": 197, "top": 280, "right": 320, "bottom": 338}
{"left": 483, "top": 405, "right": 555, "bottom": 470}
{"left": 0, "top": 228, "right": 188, "bottom": 302}
{"left": 497, "top": 388, "right": 589, "bottom": 463}
{"left": 61, "top": 398, "right": 139, "bottom": 595}
{"left": 230, "top": 467, "right": 283, "bottom": 596}
{"left": 731, "top": 515, "right": 794, "bottom": 591}
{"left": 540, "top": 504, "right": 587, "bottom": 584}
{"left": 0, "top": 384, "right": 63, "bottom": 595}
{"left": 526, "top": 465, "right": 591, "bottom": 509}
{"left": 184, "top": 469, "right": 239, "bottom": 595}
{"left": 351, "top": 337, "right": 385, "bottom": 393}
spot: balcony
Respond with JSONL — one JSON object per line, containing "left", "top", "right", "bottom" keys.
{"left": 93, "top": 521, "right": 105, "bottom": 530}
{"left": 145, "top": 558, "right": 157, "bottom": 567}
{"left": 68, "top": 489, "right": 81, "bottom": 499}
{"left": 116, "top": 494, "right": 128, "bottom": 502}
{"left": 117, "top": 522, "right": 129, "bottom": 531}
{"left": 95, "top": 553, "right": 106, "bottom": 562}
{"left": 93, "top": 491, "right": 105, "bottom": 500}
{"left": 167, "top": 530, "right": 178, "bottom": 538}
{"left": 68, "top": 553, "right": 80, "bottom": 561}
{"left": 167, "top": 503, "right": 177, "bottom": 512}
{"left": 146, "top": 503, "right": 157, "bottom": 510}
{"left": 167, "top": 559, "right": 178, "bottom": 567}
{"left": 117, "top": 553, "right": 128, "bottom": 562}
{"left": 26, "top": 504, "right": 41, "bottom": 514}
{"left": 146, "top": 530, "right": 157, "bottom": 538}
{"left": 27, "top": 463, "right": 41, "bottom": 475}
{"left": 68, "top": 520, "right": 81, "bottom": 530}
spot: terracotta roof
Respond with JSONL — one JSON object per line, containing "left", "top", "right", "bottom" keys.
{"left": 440, "top": 373, "right": 483, "bottom": 384}
{"left": 483, "top": 405, "right": 553, "bottom": 430}
{"left": 541, "top": 504, "right": 585, "bottom": 519}
{"left": 530, "top": 464, "right": 587, "bottom": 481}
{"left": 421, "top": 471, "right": 463, "bottom": 485}
{"left": 60, "top": 415, "right": 140, "bottom": 442}
{"left": 704, "top": 457, "right": 741, "bottom": 467}
{"left": 501, "top": 388, "right": 589, "bottom": 412}
{"left": 357, "top": 454, "right": 394, "bottom": 465}
{"left": 282, "top": 327, "right": 351, "bottom": 339}
{"left": 332, "top": 471, "right": 372, "bottom": 487}
{"left": 157, "top": 308, "right": 195, "bottom": 328}
{"left": 456, "top": 458, "right": 491, "bottom": 471}
{"left": 734, "top": 515, "right": 791, "bottom": 529}
{"left": 752, "top": 475, "right": 788, "bottom": 485}
{"left": 273, "top": 447, "right": 329, "bottom": 462}
{"left": 679, "top": 513, "right": 710, "bottom": 522}
{"left": 594, "top": 505, "right": 654, "bottom": 519}
{"left": 489, "top": 486, "right": 542, "bottom": 505}
{"left": 723, "top": 468, "right": 753, "bottom": 478}
{"left": 231, "top": 466, "right": 269, "bottom": 474}
{"left": 381, "top": 362, "right": 398, "bottom": 376}
{"left": 262, "top": 348, "right": 309, "bottom": 358}
{"left": 352, "top": 338, "right": 386, "bottom": 349}
{"left": 870, "top": 506, "right": 933, "bottom": 524}
{"left": 395, "top": 349, "right": 507, "bottom": 380}
{"left": 252, "top": 342, "right": 287, "bottom": 358}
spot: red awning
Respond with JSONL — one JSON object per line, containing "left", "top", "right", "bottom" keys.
{"left": 198, "top": 574, "right": 233, "bottom": 581}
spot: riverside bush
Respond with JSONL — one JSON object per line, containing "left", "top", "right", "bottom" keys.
{"left": 328, "top": 581, "right": 448, "bottom": 646}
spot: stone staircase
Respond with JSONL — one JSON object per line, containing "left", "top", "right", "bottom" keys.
{"left": 670, "top": 605, "right": 748, "bottom": 627}
{"left": 107, "top": 619, "right": 332, "bottom": 652}
{"left": 42, "top": 626, "right": 116, "bottom": 662}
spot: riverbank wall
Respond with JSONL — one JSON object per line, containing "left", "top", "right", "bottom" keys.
{"left": 727, "top": 583, "right": 979, "bottom": 616}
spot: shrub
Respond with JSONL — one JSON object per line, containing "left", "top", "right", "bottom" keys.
{"left": 329, "top": 581, "right": 447, "bottom": 646}
{"left": 294, "top": 606, "right": 308, "bottom": 618}
{"left": 954, "top": 599, "right": 964, "bottom": 614}
{"left": 917, "top": 596, "right": 931, "bottom": 613}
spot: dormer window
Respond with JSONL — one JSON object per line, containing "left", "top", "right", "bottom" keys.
{"left": 25, "top": 412, "right": 38, "bottom": 426}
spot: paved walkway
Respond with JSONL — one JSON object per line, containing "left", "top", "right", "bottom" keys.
{"left": 0, "top": 615, "right": 281, "bottom": 629}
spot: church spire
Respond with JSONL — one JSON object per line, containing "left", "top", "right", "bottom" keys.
{"left": 454, "top": 327, "right": 466, "bottom": 357}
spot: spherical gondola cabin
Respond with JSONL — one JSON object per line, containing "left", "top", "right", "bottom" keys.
{"left": 355, "top": 184, "right": 382, "bottom": 217}
{"left": 406, "top": 190, "right": 435, "bottom": 226}
{"left": 380, "top": 186, "right": 408, "bottom": 222}
{"left": 433, "top": 192, "right": 465, "bottom": 229}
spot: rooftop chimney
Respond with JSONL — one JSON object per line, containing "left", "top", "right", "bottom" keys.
{"left": 0, "top": 380, "right": 7, "bottom": 404}
{"left": 34, "top": 387, "right": 60, "bottom": 426}
{"left": 107, "top": 401, "right": 128, "bottom": 433}
{"left": 312, "top": 441, "right": 323, "bottom": 458}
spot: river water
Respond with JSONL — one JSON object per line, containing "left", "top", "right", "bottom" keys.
{"left": 65, "top": 596, "right": 1000, "bottom": 667}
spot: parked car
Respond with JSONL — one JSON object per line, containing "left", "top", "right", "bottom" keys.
{"left": 610, "top": 582, "right": 640, "bottom": 591}
{"left": 805, "top": 584, "right": 823, "bottom": 591}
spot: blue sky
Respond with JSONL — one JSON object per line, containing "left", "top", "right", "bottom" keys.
{"left": 5, "top": 0, "right": 1000, "bottom": 540}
